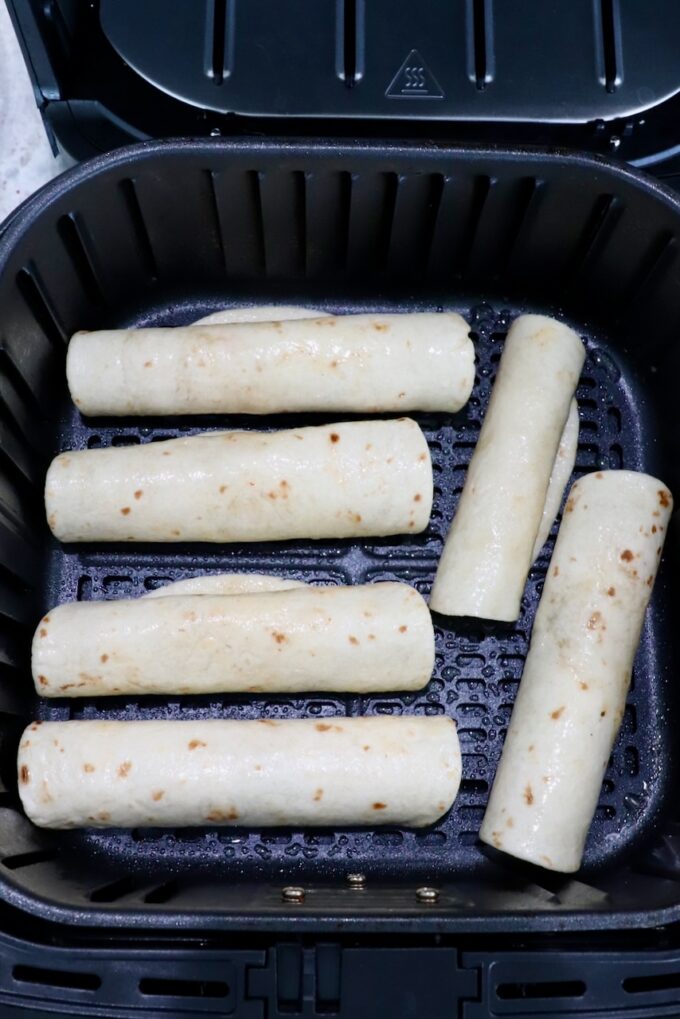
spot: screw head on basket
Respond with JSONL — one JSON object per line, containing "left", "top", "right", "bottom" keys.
{"left": 416, "top": 886, "right": 440, "bottom": 903}
{"left": 282, "top": 885, "right": 306, "bottom": 903}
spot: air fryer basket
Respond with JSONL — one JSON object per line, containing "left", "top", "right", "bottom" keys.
{"left": 0, "top": 140, "right": 678, "bottom": 933}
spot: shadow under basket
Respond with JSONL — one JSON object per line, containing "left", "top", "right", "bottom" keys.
{"left": 0, "top": 139, "right": 679, "bottom": 934}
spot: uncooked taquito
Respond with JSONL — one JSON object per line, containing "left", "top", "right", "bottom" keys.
{"left": 18, "top": 716, "right": 461, "bottom": 829}
{"left": 32, "top": 582, "right": 434, "bottom": 697}
{"left": 480, "top": 470, "right": 672, "bottom": 872}
{"left": 430, "top": 315, "right": 585, "bottom": 622}
{"left": 192, "top": 305, "right": 321, "bottom": 326}
{"left": 45, "top": 418, "right": 432, "bottom": 543}
{"left": 144, "top": 573, "right": 308, "bottom": 597}
{"left": 66, "top": 312, "right": 473, "bottom": 416}
{"left": 531, "top": 397, "right": 579, "bottom": 561}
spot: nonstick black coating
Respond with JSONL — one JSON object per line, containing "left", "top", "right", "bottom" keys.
{"left": 0, "top": 140, "right": 677, "bottom": 932}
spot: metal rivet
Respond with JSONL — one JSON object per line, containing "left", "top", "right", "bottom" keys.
{"left": 347, "top": 872, "right": 366, "bottom": 888}
{"left": 282, "top": 886, "right": 306, "bottom": 903}
{"left": 416, "top": 886, "right": 439, "bottom": 903}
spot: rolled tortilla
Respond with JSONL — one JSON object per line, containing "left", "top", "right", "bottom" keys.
{"left": 66, "top": 312, "right": 473, "bottom": 416}
{"left": 32, "top": 582, "right": 434, "bottom": 697}
{"left": 480, "top": 470, "right": 672, "bottom": 872}
{"left": 45, "top": 418, "right": 433, "bottom": 543}
{"left": 18, "top": 716, "right": 461, "bottom": 829}
{"left": 144, "top": 573, "right": 307, "bottom": 598}
{"left": 531, "top": 398, "right": 579, "bottom": 562}
{"left": 430, "top": 315, "right": 585, "bottom": 622}
{"left": 192, "top": 305, "right": 321, "bottom": 326}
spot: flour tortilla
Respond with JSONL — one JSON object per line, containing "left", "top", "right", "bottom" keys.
{"left": 33, "top": 582, "right": 434, "bottom": 697}
{"left": 430, "top": 315, "right": 585, "bottom": 621}
{"left": 18, "top": 716, "right": 461, "bottom": 829}
{"left": 45, "top": 418, "right": 433, "bottom": 543}
{"left": 144, "top": 574, "right": 308, "bottom": 598}
{"left": 66, "top": 312, "right": 473, "bottom": 416}
{"left": 532, "top": 398, "right": 579, "bottom": 562}
{"left": 192, "top": 305, "right": 321, "bottom": 326}
{"left": 480, "top": 470, "right": 672, "bottom": 872}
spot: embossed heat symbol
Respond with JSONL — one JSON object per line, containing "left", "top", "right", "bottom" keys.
{"left": 386, "top": 49, "right": 445, "bottom": 100}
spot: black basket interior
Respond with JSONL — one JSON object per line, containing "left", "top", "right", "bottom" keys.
{"left": 0, "top": 141, "right": 678, "bottom": 932}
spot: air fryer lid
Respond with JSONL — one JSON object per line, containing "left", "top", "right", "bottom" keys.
{"left": 99, "top": 0, "right": 680, "bottom": 123}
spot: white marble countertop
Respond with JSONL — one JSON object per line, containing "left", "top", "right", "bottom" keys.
{"left": 0, "top": 1, "right": 69, "bottom": 225}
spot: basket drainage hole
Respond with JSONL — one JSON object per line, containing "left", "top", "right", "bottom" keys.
{"left": 139, "top": 978, "right": 229, "bottom": 999}
{"left": 13, "top": 965, "right": 101, "bottom": 992}
{"left": 624, "top": 972, "right": 680, "bottom": 994}
{"left": 496, "top": 980, "right": 586, "bottom": 1000}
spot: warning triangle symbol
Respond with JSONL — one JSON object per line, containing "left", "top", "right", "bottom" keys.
{"left": 386, "top": 49, "right": 445, "bottom": 100}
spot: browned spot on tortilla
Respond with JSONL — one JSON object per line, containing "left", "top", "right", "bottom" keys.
{"left": 133, "top": 490, "right": 143, "bottom": 501}
{"left": 316, "top": 723, "right": 332, "bottom": 732}
{"left": 118, "top": 761, "right": 132, "bottom": 778}
{"left": 188, "top": 740, "right": 207, "bottom": 750}
{"left": 172, "top": 529, "right": 181, "bottom": 536}
{"left": 491, "top": 831, "right": 502, "bottom": 848}
{"left": 550, "top": 706, "right": 565, "bottom": 719}
{"left": 254, "top": 764, "right": 262, "bottom": 771}
{"left": 600, "top": 709, "right": 607, "bottom": 717}
{"left": 259, "top": 720, "right": 277, "bottom": 727}
{"left": 587, "top": 611, "right": 603, "bottom": 630}
{"left": 607, "top": 587, "right": 616, "bottom": 597}
{"left": 100, "top": 654, "right": 109, "bottom": 663}
{"left": 120, "top": 507, "right": 131, "bottom": 516}
{"left": 540, "top": 855, "right": 553, "bottom": 867}
{"left": 565, "top": 497, "right": 576, "bottom": 513}
{"left": 365, "top": 443, "right": 372, "bottom": 451}
{"left": 330, "top": 360, "right": 338, "bottom": 368}
{"left": 247, "top": 685, "right": 264, "bottom": 692}
{"left": 418, "top": 453, "right": 427, "bottom": 462}
{"left": 267, "top": 491, "right": 277, "bottom": 500}
{"left": 352, "top": 513, "right": 362, "bottom": 523}
{"left": 313, "top": 788, "right": 323, "bottom": 801}
{"left": 330, "top": 433, "right": 340, "bottom": 443}
{"left": 408, "top": 521, "right": 415, "bottom": 528}
{"left": 219, "top": 485, "right": 227, "bottom": 493}
{"left": 524, "top": 784, "right": 534, "bottom": 805}
{"left": 579, "top": 681, "right": 589, "bottom": 690}
{"left": 98, "top": 812, "right": 110, "bottom": 822}
{"left": 368, "top": 633, "right": 376, "bottom": 641}
{"left": 552, "top": 565, "right": 559, "bottom": 577}
{"left": 39, "top": 628, "right": 48, "bottom": 638}
{"left": 528, "top": 744, "right": 534, "bottom": 751}
{"left": 163, "top": 451, "right": 172, "bottom": 457}
{"left": 30, "top": 723, "right": 41, "bottom": 731}
{"left": 595, "top": 472, "right": 604, "bottom": 479}
{"left": 399, "top": 625, "right": 408, "bottom": 633}
{"left": 83, "top": 763, "right": 95, "bottom": 773}
{"left": 272, "top": 631, "right": 287, "bottom": 644}
{"left": 657, "top": 546, "right": 662, "bottom": 556}
{"left": 20, "top": 765, "right": 29, "bottom": 784}
{"left": 348, "top": 635, "right": 359, "bottom": 645}
{"left": 659, "top": 489, "right": 671, "bottom": 507}
{"left": 38, "top": 675, "right": 48, "bottom": 687}
{"left": 506, "top": 817, "right": 514, "bottom": 828}
{"left": 152, "top": 790, "right": 165, "bottom": 801}
{"left": 374, "top": 323, "right": 388, "bottom": 332}
{"left": 144, "top": 360, "right": 152, "bottom": 368}
{"left": 41, "top": 615, "right": 50, "bottom": 624}
{"left": 398, "top": 391, "right": 406, "bottom": 398}
{"left": 363, "top": 745, "right": 370, "bottom": 751}
{"left": 413, "top": 494, "right": 422, "bottom": 502}
{"left": 47, "top": 514, "right": 56, "bottom": 529}
{"left": 621, "top": 549, "right": 634, "bottom": 562}
{"left": 206, "top": 808, "right": 238, "bottom": 822}
{"left": 373, "top": 802, "right": 387, "bottom": 810}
